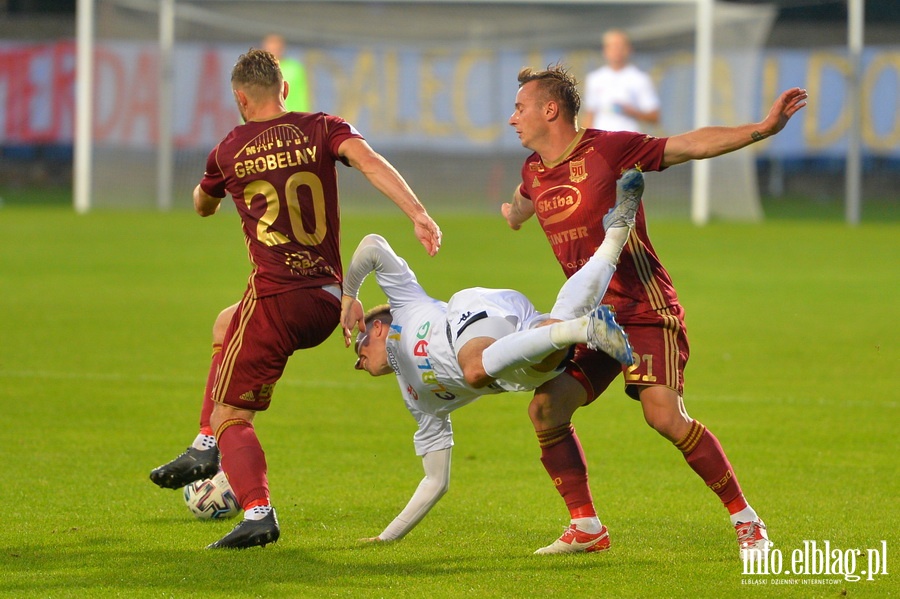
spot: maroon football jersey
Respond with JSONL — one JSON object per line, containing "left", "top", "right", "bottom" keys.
{"left": 200, "top": 112, "right": 362, "bottom": 298}
{"left": 517, "top": 129, "right": 680, "bottom": 321}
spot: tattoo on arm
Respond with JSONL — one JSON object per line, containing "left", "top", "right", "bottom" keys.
{"left": 751, "top": 131, "right": 766, "bottom": 142}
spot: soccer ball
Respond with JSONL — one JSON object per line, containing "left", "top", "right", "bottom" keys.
{"left": 183, "top": 470, "right": 241, "bottom": 520}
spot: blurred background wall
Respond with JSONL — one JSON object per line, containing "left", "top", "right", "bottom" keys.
{"left": 0, "top": 0, "right": 897, "bottom": 216}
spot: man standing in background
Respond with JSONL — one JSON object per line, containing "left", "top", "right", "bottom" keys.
{"left": 581, "top": 29, "right": 660, "bottom": 132}
{"left": 262, "top": 33, "right": 311, "bottom": 112}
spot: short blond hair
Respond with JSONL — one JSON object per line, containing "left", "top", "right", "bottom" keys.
{"left": 231, "top": 48, "right": 283, "bottom": 100}
{"left": 517, "top": 63, "right": 581, "bottom": 123}
{"left": 363, "top": 304, "right": 392, "bottom": 327}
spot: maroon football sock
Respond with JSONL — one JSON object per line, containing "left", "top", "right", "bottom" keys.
{"left": 537, "top": 423, "right": 596, "bottom": 517}
{"left": 216, "top": 419, "right": 270, "bottom": 509}
{"left": 198, "top": 344, "right": 223, "bottom": 436}
{"left": 677, "top": 420, "right": 745, "bottom": 509}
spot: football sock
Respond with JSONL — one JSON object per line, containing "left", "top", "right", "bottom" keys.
{"left": 726, "top": 493, "right": 750, "bottom": 516}
{"left": 572, "top": 516, "right": 602, "bottom": 534}
{"left": 537, "top": 423, "right": 595, "bottom": 514}
{"left": 596, "top": 225, "right": 630, "bottom": 263}
{"left": 548, "top": 313, "right": 591, "bottom": 347}
{"left": 216, "top": 418, "right": 270, "bottom": 511}
{"left": 570, "top": 504, "right": 597, "bottom": 520}
{"left": 244, "top": 504, "right": 273, "bottom": 521}
{"left": 730, "top": 505, "right": 759, "bottom": 526}
{"left": 198, "top": 343, "right": 223, "bottom": 436}
{"left": 550, "top": 249, "right": 617, "bottom": 320}
{"left": 481, "top": 326, "right": 563, "bottom": 377}
{"left": 571, "top": 504, "right": 601, "bottom": 534}
{"left": 191, "top": 433, "right": 216, "bottom": 451}
{"left": 676, "top": 419, "right": 744, "bottom": 507}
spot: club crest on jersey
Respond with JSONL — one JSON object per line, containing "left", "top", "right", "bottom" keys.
{"left": 569, "top": 158, "right": 588, "bottom": 183}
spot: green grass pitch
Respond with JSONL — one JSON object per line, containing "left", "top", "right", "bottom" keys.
{"left": 0, "top": 206, "right": 896, "bottom": 598}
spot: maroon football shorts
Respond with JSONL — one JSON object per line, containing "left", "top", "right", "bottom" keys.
{"left": 565, "top": 305, "right": 690, "bottom": 403}
{"left": 212, "top": 286, "right": 341, "bottom": 411}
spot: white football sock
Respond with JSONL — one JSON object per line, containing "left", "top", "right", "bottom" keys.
{"left": 244, "top": 505, "right": 272, "bottom": 521}
{"left": 550, "top": 226, "right": 629, "bottom": 320}
{"left": 572, "top": 516, "right": 602, "bottom": 534}
{"left": 548, "top": 314, "right": 591, "bottom": 347}
{"left": 481, "top": 326, "right": 563, "bottom": 377}
{"left": 730, "top": 505, "right": 759, "bottom": 526}
{"left": 191, "top": 433, "right": 216, "bottom": 451}
{"left": 550, "top": 252, "right": 616, "bottom": 320}
{"left": 597, "top": 225, "right": 630, "bottom": 263}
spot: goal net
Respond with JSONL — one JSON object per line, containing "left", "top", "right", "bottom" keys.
{"left": 81, "top": 0, "right": 775, "bottom": 220}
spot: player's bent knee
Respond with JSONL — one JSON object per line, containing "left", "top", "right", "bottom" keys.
{"left": 642, "top": 406, "right": 690, "bottom": 440}
{"left": 212, "top": 303, "right": 239, "bottom": 343}
{"left": 528, "top": 375, "right": 584, "bottom": 426}
{"left": 528, "top": 393, "right": 567, "bottom": 427}
{"left": 210, "top": 403, "right": 256, "bottom": 432}
{"left": 462, "top": 364, "right": 493, "bottom": 388}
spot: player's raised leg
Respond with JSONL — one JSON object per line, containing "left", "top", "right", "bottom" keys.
{"left": 149, "top": 444, "right": 220, "bottom": 489}
{"left": 550, "top": 169, "right": 643, "bottom": 321}
{"left": 585, "top": 305, "right": 633, "bottom": 366}
{"left": 149, "top": 346, "right": 223, "bottom": 489}
{"left": 479, "top": 306, "right": 633, "bottom": 384}
{"left": 602, "top": 168, "right": 644, "bottom": 231}
{"left": 149, "top": 305, "right": 238, "bottom": 489}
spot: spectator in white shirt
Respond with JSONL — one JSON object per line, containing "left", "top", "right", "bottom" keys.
{"left": 582, "top": 29, "right": 660, "bottom": 132}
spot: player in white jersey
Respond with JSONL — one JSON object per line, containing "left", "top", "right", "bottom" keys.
{"left": 339, "top": 171, "right": 645, "bottom": 543}
{"left": 582, "top": 29, "right": 660, "bottom": 132}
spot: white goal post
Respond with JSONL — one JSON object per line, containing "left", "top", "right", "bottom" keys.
{"left": 74, "top": 0, "right": 780, "bottom": 223}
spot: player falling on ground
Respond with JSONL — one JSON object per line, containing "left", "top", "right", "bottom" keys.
{"left": 342, "top": 170, "right": 643, "bottom": 544}
{"left": 148, "top": 48, "right": 441, "bottom": 549}
{"left": 503, "top": 64, "right": 807, "bottom": 556}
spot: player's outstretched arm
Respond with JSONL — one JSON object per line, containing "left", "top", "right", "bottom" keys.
{"left": 361, "top": 447, "right": 451, "bottom": 543}
{"left": 340, "top": 138, "right": 442, "bottom": 256}
{"left": 341, "top": 234, "right": 431, "bottom": 347}
{"left": 662, "top": 87, "right": 808, "bottom": 167}
{"left": 501, "top": 188, "right": 535, "bottom": 231}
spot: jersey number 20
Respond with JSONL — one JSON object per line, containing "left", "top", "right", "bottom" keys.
{"left": 244, "top": 172, "right": 326, "bottom": 247}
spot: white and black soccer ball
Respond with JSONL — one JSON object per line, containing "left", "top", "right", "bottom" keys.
{"left": 183, "top": 470, "right": 240, "bottom": 520}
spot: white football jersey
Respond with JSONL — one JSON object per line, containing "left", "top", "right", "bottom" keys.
{"left": 344, "top": 235, "right": 546, "bottom": 456}
{"left": 583, "top": 63, "right": 659, "bottom": 132}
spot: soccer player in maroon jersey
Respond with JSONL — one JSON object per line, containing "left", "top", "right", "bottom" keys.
{"left": 149, "top": 48, "right": 441, "bottom": 549}
{"left": 502, "top": 65, "right": 806, "bottom": 556}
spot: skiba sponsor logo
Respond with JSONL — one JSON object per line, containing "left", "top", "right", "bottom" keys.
{"left": 742, "top": 540, "right": 889, "bottom": 584}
